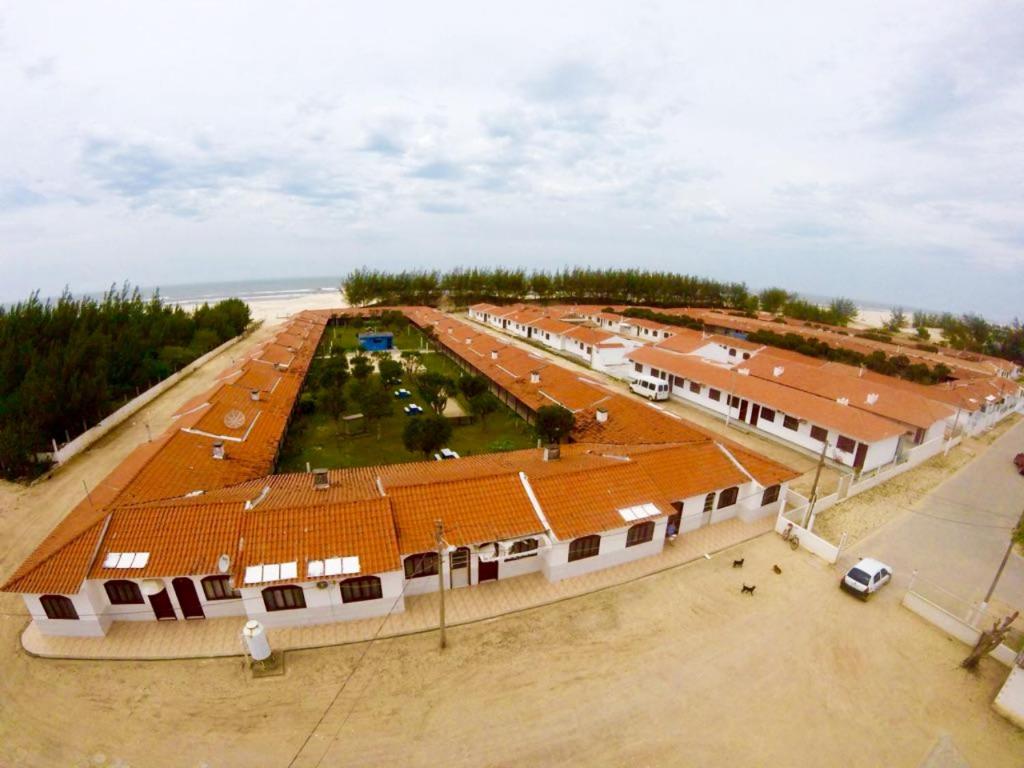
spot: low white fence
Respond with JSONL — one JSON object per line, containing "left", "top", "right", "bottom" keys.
{"left": 774, "top": 500, "right": 844, "bottom": 564}
{"left": 52, "top": 332, "right": 250, "bottom": 465}
{"left": 902, "top": 574, "right": 1022, "bottom": 668}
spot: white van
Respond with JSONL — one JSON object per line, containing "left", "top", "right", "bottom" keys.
{"left": 630, "top": 375, "right": 670, "bottom": 401}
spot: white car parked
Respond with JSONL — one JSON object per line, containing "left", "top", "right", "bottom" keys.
{"left": 840, "top": 558, "right": 893, "bottom": 600}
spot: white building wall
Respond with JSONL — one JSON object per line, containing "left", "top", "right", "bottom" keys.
{"left": 24, "top": 586, "right": 110, "bottom": 637}
{"left": 543, "top": 518, "right": 667, "bottom": 582}
{"left": 242, "top": 571, "right": 405, "bottom": 629}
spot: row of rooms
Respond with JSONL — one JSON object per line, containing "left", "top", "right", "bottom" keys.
{"left": 633, "top": 361, "right": 905, "bottom": 472}
{"left": 27, "top": 482, "right": 786, "bottom": 637}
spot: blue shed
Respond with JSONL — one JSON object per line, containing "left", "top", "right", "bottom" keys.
{"left": 357, "top": 331, "right": 394, "bottom": 351}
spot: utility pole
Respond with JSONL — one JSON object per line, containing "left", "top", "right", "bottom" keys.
{"left": 976, "top": 515, "right": 1020, "bottom": 618}
{"left": 435, "top": 519, "right": 447, "bottom": 650}
{"left": 944, "top": 408, "right": 962, "bottom": 456}
{"left": 804, "top": 439, "right": 829, "bottom": 530}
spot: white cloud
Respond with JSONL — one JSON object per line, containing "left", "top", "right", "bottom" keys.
{"left": 0, "top": 1, "right": 1021, "bottom": 319}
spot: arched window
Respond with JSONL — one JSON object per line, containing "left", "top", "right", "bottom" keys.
{"left": 262, "top": 585, "right": 306, "bottom": 612}
{"left": 508, "top": 538, "right": 539, "bottom": 559}
{"left": 568, "top": 535, "right": 601, "bottom": 562}
{"left": 626, "top": 521, "right": 655, "bottom": 547}
{"left": 40, "top": 595, "right": 78, "bottom": 620}
{"left": 201, "top": 575, "right": 240, "bottom": 600}
{"left": 104, "top": 580, "right": 143, "bottom": 605}
{"left": 717, "top": 486, "right": 739, "bottom": 508}
{"left": 761, "top": 485, "right": 781, "bottom": 506}
{"left": 404, "top": 552, "right": 439, "bottom": 579}
{"left": 703, "top": 493, "right": 716, "bottom": 513}
{"left": 340, "top": 576, "right": 383, "bottom": 603}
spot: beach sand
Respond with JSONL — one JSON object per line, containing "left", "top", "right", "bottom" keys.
{"left": 177, "top": 289, "right": 349, "bottom": 325}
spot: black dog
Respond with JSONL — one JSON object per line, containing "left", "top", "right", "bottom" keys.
{"left": 741, "top": 584, "right": 756, "bottom": 595}
{"left": 732, "top": 558, "right": 744, "bottom": 568}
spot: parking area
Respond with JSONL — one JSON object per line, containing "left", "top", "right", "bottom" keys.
{"left": 2, "top": 534, "right": 1020, "bottom": 767}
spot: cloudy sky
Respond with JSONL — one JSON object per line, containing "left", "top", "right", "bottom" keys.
{"left": 1, "top": 1, "right": 1022, "bottom": 319}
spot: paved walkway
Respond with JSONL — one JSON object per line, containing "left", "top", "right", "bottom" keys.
{"left": 21, "top": 515, "right": 774, "bottom": 660}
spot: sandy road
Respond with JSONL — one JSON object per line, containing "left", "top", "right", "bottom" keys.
{"left": 1, "top": 535, "right": 1021, "bottom": 767}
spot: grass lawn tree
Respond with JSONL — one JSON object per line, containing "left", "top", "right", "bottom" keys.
{"left": 417, "top": 371, "right": 457, "bottom": 415}
{"left": 345, "top": 375, "right": 393, "bottom": 439}
{"left": 402, "top": 415, "right": 453, "bottom": 458}
{"left": 400, "top": 350, "right": 423, "bottom": 377}
{"left": 534, "top": 405, "right": 575, "bottom": 445}
{"left": 468, "top": 391, "right": 499, "bottom": 429}
{"left": 318, "top": 385, "right": 347, "bottom": 434}
{"left": 351, "top": 354, "right": 373, "bottom": 380}
{"left": 378, "top": 358, "right": 403, "bottom": 387}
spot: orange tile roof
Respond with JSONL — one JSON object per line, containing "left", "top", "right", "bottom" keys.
{"left": 529, "top": 462, "right": 674, "bottom": 540}
{"left": 237, "top": 498, "right": 400, "bottom": 583}
{"left": 529, "top": 317, "right": 578, "bottom": 335}
{"left": 740, "top": 354, "right": 955, "bottom": 429}
{"left": 389, "top": 474, "right": 545, "bottom": 553}
{"left": 6, "top": 305, "right": 807, "bottom": 598}
{"left": 629, "top": 346, "right": 906, "bottom": 442}
{"left": 565, "top": 326, "right": 616, "bottom": 345}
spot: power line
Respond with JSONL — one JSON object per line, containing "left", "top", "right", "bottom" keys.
{"left": 900, "top": 505, "right": 1017, "bottom": 530}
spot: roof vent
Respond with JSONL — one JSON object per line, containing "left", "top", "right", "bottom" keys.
{"left": 491, "top": 350, "right": 498, "bottom": 360}
{"left": 772, "top": 366, "right": 785, "bottom": 377}
{"left": 836, "top": 397, "right": 849, "bottom": 406}
{"left": 596, "top": 408, "right": 609, "bottom": 424}
{"left": 530, "top": 371, "right": 541, "bottom": 384}
{"left": 737, "top": 368, "right": 750, "bottom": 376}
{"left": 212, "top": 441, "right": 226, "bottom": 460}
{"left": 275, "top": 363, "right": 287, "bottom": 371}
{"left": 543, "top": 444, "right": 560, "bottom": 461}
{"left": 217, "top": 554, "right": 231, "bottom": 573}
{"left": 865, "top": 393, "right": 879, "bottom": 405}
{"left": 250, "top": 388, "right": 260, "bottom": 401}
{"left": 313, "top": 468, "right": 329, "bottom": 490}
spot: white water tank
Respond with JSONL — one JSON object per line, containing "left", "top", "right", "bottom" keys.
{"left": 242, "top": 620, "right": 272, "bottom": 661}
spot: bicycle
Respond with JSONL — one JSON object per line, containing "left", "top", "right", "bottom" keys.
{"left": 782, "top": 523, "right": 800, "bottom": 551}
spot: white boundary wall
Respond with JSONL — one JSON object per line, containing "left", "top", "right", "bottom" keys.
{"left": 773, "top": 506, "right": 841, "bottom": 563}
{"left": 901, "top": 589, "right": 1017, "bottom": 668}
{"left": 53, "top": 331, "right": 250, "bottom": 465}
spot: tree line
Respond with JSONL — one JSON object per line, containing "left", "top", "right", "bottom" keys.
{"left": 0, "top": 285, "right": 251, "bottom": 479}
{"left": 342, "top": 268, "right": 756, "bottom": 309}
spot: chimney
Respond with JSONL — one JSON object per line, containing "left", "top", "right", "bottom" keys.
{"left": 313, "top": 468, "right": 329, "bottom": 490}
{"left": 250, "top": 388, "right": 260, "bottom": 402}
{"left": 491, "top": 350, "right": 498, "bottom": 360}
{"left": 530, "top": 370, "right": 540, "bottom": 384}
{"left": 543, "top": 444, "right": 560, "bottom": 461}
{"left": 866, "top": 393, "right": 879, "bottom": 405}
{"left": 772, "top": 366, "right": 785, "bottom": 377}
{"left": 212, "top": 441, "right": 226, "bottom": 460}
{"left": 596, "top": 408, "right": 609, "bottom": 424}
{"left": 858, "top": 365, "right": 865, "bottom": 378}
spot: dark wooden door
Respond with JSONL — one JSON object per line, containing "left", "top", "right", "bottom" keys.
{"left": 172, "top": 577, "right": 205, "bottom": 619}
{"left": 738, "top": 400, "right": 748, "bottom": 422}
{"left": 149, "top": 588, "right": 177, "bottom": 621}
{"left": 854, "top": 443, "right": 868, "bottom": 470}
{"left": 478, "top": 559, "right": 499, "bottom": 582}
{"left": 750, "top": 404, "right": 760, "bottom": 427}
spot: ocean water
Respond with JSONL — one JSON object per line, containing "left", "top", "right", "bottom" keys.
{"left": 138, "top": 276, "right": 342, "bottom": 306}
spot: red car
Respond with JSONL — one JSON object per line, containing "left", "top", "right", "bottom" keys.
{"left": 1015, "top": 453, "right": 1024, "bottom": 475}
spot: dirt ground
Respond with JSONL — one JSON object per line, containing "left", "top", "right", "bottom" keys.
{"left": 1, "top": 535, "right": 1021, "bottom": 767}
{"left": 813, "top": 413, "right": 1022, "bottom": 546}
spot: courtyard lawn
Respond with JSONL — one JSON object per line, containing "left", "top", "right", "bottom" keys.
{"left": 325, "top": 321, "right": 427, "bottom": 352}
{"left": 276, "top": 348, "right": 535, "bottom": 472}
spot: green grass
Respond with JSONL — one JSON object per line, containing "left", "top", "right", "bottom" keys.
{"left": 276, "top": 350, "right": 536, "bottom": 472}
{"left": 325, "top": 322, "right": 427, "bottom": 352}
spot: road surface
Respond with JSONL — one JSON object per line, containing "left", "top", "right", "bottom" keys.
{"left": 841, "top": 416, "right": 1024, "bottom": 614}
